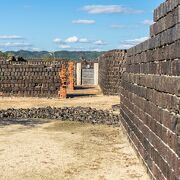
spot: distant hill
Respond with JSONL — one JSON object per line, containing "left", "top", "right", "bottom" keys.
{"left": 4, "top": 50, "right": 104, "bottom": 60}
{"left": 0, "top": 51, "right": 6, "bottom": 58}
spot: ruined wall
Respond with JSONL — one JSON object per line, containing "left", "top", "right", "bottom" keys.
{"left": 0, "top": 60, "right": 67, "bottom": 97}
{"left": 120, "top": 0, "right": 180, "bottom": 179}
{"left": 98, "top": 50, "right": 127, "bottom": 95}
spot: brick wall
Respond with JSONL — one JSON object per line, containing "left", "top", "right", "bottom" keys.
{"left": 98, "top": 50, "right": 127, "bottom": 95}
{"left": 120, "top": 0, "right": 180, "bottom": 179}
{"left": 0, "top": 60, "right": 68, "bottom": 97}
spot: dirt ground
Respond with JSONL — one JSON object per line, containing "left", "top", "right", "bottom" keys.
{"left": 0, "top": 86, "right": 150, "bottom": 180}
{"left": 0, "top": 86, "right": 119, "bottom": 110}
{"left": 0, "top": 120, "right": 150, "bottom": 180}
{"left": 0, "top": 95, "right": 119, "bottom": 111}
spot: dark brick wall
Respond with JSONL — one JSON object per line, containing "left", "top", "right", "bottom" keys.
{"left": 0, "top": 60, "right": 68, "bottom": 97}
{"left": 120, "top": 0, "right": 180, "bottom": 179}
{"left": 98, "top": 50, "right": 127, "bottom": 95}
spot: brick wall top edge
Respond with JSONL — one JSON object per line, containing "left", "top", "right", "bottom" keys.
{"left": 0, "top": 60, "right": 67, "bottom": 65}
{"left": 128, "top": 22, "right": 180, "bottom": 56}
{"left": 153, "top": 0, "right": 180, "bottom": 22}
{"left": 127, "top": 38, "right": 150, "bottom": 56}
{"left": 150, "top": 6, "right": 180, "bottom": 37}
{"left": 26, "top": 59, "right": 72, "bottom": 62}
{"left": 98, "top": 49, "right": 127, "bottom": 59}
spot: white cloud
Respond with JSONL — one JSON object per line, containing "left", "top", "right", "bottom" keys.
{"left": 0, "top": 35, "right": 24, "bottom": 40}
{"left": 32, "top": 48, "right": 41, "bottom": 51}
{"left": 53, "top": 36, "right": 106, "bottom": 48}
{"left": 111, "top": 24, "right": 126, "bottom": 29}
{"left": 53, "top": 38, "right": 62, "bottom": 43}
{"left": 82, "top": 5, "right": 143, "bottom": 14}
{"left": 0, "top": 35, "right": 33, "bottom": 50}
{"left": 94, "top": 40, "right": 107, "bottom": 45}
{"left": 59, "top": 45, "right": 71, "bottom": 49}
{"left": 118, "top": 37, "right": 149, "bottom": 49}
{"left": 65, "top": 36, "right": 79, "bottom": 43}
{"left": 64, "top": 36, "right": 90, "bottom": 43}
{"left": 72, "top": 19, "right": 95, "bottom": 24}
{"left": 79, "top": 38, "right": 90, "bottom": 43}
{"left": 142, "top": 19, "right": 154, "bottom": 25}
{"left": 0, "top": 42, "right": 32, "bottom": 48}
{"left": 125, "top": 37, "right": 149, "bottom": 44}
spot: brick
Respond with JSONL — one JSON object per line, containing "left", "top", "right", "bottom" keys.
{"left": 0, "top": 60, "right": 67, "bottom": 97}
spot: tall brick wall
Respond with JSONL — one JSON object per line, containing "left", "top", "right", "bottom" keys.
{"left": 120, "top": 0, "right": 180, "bottom": 179}
{"left": 0, "top": 60, "right": 68, "bottom": 97}
{"left": 98, "top": 50, "right": 127, "bottom": 95}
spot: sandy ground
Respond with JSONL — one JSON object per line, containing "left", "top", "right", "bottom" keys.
{"left": 0, "top": 95, "right": 119, "bottom": 110}
{"left": 0, "top": 86, "right": 150, "bottom": 180}
{"left": 0, "top": 120, "right": 150, "bottom": 180}
{"left": 0, "top": 86, "right": 119, "bottom": 110}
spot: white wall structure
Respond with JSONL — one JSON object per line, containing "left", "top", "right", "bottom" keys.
{"left": 76, "top": 63, "right": 82, "bottom": 85}
{"left": 76, "top": 62, "right": 99, "bottom": 86}
{"left": 94, "top": 63, "right": 99, "bottom": 85}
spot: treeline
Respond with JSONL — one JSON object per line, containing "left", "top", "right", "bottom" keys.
{"left": 2, "top": 50, "right": 104, "bottom": 60}
{"left": 0, "top": 51, "right": 8, "bottom": 58}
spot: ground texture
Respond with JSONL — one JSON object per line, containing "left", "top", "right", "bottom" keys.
{"left": 0, "top": 95, "right": 119, "bottom": 110}
{"left": 0, "top": 86, "right": 150, "bottom": 180}
{"left": 0, "top": 120, "right": 150, "bottom": 180}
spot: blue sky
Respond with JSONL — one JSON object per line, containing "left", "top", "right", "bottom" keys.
{"left": 0, "top": 0, "right": 164, "bottom": 52}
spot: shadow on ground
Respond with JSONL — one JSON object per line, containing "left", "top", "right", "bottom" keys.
{"left": 74, "top": 86, "right": 96, "bottom": 90}
{"left": 67, "top": 94, "right": 96, "bottom": 98}
{"left": 0, "top": 119, "right": 50, "bottom": 127}
{"left": 67, "top": 85, "right": 99, "bottom": 98}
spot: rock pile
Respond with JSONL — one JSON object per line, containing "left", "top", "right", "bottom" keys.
{"left": 0, "top": 106, "right": 120, "bottom": 126}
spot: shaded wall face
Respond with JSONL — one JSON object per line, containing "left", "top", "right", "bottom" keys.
{"left": 120, "top": 0, "right": 180, "bottom": 179}
{"left": 0, "top": 61, "right": 66, "bottom": 97}
{"left": 98, "top": 50, "right": 127, "bottom": 95}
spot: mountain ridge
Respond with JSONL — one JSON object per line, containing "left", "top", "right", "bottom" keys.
{"left": 1, "top": 50, "right": 104, "bottom": 60}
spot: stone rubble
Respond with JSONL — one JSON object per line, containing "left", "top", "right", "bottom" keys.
{"left": 0, "top": 106, "right": 120, "bottom": 126}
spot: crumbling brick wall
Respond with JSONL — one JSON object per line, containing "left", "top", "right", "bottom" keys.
{"left": 120, "top": 0, "right": 180, "bottom": 179}
{"left": 98, "top": 50, "right": 127, "bottom": 95}
{"left": 0, "top": 60, "right": 68, "bottom": 97}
